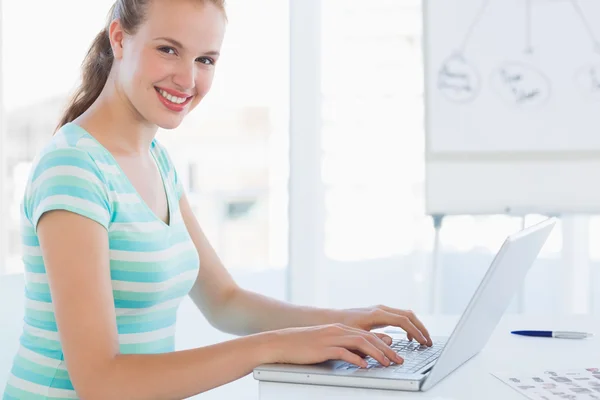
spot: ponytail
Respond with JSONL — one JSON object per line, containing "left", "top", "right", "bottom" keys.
{"left": 54, "top": 27, "right": 114, "bottom": 132}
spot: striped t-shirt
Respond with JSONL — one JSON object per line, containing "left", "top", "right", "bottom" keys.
{"left": 3, "top": 122, "right": 200, "bottom": 399}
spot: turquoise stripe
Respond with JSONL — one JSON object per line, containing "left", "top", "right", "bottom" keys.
{"left": 120, "top": 336, "right": 175, "bottom": 354}
{"left": 13, "top": 355, "right": 67, "bottom": 380}
{"left": 110, "top": 253, "right": 198, "bottom": 273}
{"left": 22, "top": 235, "right": 39, "bottom": 246}
{"left": 18, "top": 346, "right": 63, "bottom": 362}
{"left": 24, "top": 309, "right": 56, "bottom": 323}
{"left": 63, "top": 125, "right": 88, "bottom": 147}
{"left": 20, "top": 337, "right": 63, "bottom": 360}
{"left": 116, "top": 307, "right": 178, "bottom": 323}
{"left": 4, "top": 383, "right": 74, "bottom": 400}
{"left": 23, "top": 260, "right": 45, "bottom": 274}
{"left": 110, "top": 238, "right": 177, "bottom": 252}
{"left": 114, "top": 292, "right": 185, "bottom": 309}
{"left": 21, "top": 340, "right": 64, "bottom": 361}
{"left": 152, "top": 142, "right": 168, "bottom": 166}
{"left": 117, "top": 315, "right": 177, "bottom": 334}
{"left": 32, "top": 153, "right": 97, "bottom": 181}
{"left": 23, "top": 317, "right": 58, "bottom": 332}
{"left": 113, "top": 281, "right": 193, "bottom": 302}
{"left": 111, "top": 208, "right": 156, "bottom": 223}
{"left": 26, "top": 282, "right": 50, "bottom": 295}
{"left": 33, "top": 181, "right": 106, "bottom": 205}
{"left": 11, "top": 364, "right": 74, "bottom": 390}
{"left": 109, "top": 230, "right": 169, "bottom": 243}
{"left": 21, "top": 224, "right": 36, "bottom": 235}
{"left": 25, "top": 288, "right": 51, "bottom": 303}
{"left": 110, "top": 260, "right": 198, "bottom": 282}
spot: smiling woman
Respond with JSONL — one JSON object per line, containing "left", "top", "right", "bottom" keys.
{"left": 2, "top": 1, "right": 433, "bottom": 399}
{"left": 56, "top": 0, "right": 227, "bottom": 131}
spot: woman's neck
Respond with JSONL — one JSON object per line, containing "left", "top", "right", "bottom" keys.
{"left": 74, "top": 76, "right": 157, "bottom": 157}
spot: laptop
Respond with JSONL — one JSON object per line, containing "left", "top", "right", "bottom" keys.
{"left": 253, "top": 217, "right": 556, "bottom": 392}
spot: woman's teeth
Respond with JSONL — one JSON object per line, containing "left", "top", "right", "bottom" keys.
{"left": 158, "top": 89, "right": 188, "bottom": 104}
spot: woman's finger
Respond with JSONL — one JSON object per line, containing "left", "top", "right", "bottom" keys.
{"left": 337, "top": 326, "right": 402, "bottom": 364}
{"left": 380, "top": 306, "right": 432, "bottom": 345}
{"left": 335, "top": 335, "right": 391, "bottom": 367}
{"left": 327, "top": 347, "right": 368, "bottom": 368}
{"left": 336, "top": 324, "right": 390, "bottom": 346}
{"left": 373, "top": 332, "right": 392, "bottom": 346}
{"left": 362, "top": 332, "right": 403, "bottom": 364}
{"left": 350, "top": 349, "right": 368, "bottom": 358}
{"left": 382, "top": 311, "right": 428, "bottom": 345}
{"left": 399, "top": 310, "right": 432, "bottom": 345}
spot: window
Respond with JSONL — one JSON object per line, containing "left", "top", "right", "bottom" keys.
{"left": 321, "top": 0, "right": 427, "bottom": 261}
{"left": 319, "top": 0, "right": 587, "bottom": 316}
{"left": 1, "top": 0, "right": 289, "bottom": 279}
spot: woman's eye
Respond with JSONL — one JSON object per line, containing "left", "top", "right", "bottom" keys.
{"left": 159, "top": 47, "right": 176, "bottom": 55}
{"left": 196, "top": 57, "right": 215, "bottom": 65}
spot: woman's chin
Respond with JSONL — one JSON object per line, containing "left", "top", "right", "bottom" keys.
{"left": 154, "top": 115, "right": 186, "bottom": 130}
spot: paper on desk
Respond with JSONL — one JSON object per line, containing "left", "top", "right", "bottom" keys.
{"left": 492, "top": 368, "right": 600, "bottom": 400}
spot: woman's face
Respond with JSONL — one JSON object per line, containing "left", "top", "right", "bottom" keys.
{"left": 111, "top": 0, "right": 226, "bottom": 129}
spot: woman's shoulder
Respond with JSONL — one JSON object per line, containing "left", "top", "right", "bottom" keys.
{"left": 23, "top": 123, "right": 113, "bottom": 229}
{"left": 25, "top": 122, "right": 110, "bottom": 196}
{"left": 33, "top": 122, "right": 105, "bottom": 166}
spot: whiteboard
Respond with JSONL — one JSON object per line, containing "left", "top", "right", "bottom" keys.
{"left": 423, "top": 0, "right": 600, "bottom": 215}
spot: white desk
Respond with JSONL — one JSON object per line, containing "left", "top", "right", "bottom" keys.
{"left": 258, "top": 314, "right": 599, "bottom": 400}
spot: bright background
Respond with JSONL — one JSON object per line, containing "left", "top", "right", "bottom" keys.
{"left": 0, "top": 1, "right": 597, "bottom": 399}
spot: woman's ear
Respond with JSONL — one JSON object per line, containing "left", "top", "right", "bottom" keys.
{"left": 108, "top": 19, "right": 125, "bottom": 60}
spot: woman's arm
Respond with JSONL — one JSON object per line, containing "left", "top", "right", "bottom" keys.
{"left": 181, "top": 192, "right": 344, "bottom": 334}
{"left": 38, "top": 210, "right": 275, "bottom": 400}
{"left": 181, "top": 194, "right": 430, "bottom": 344}
{"left": 39, "top": 210, "right": 403, "bottom": 398}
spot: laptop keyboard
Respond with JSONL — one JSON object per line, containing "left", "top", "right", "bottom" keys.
{"left": 337, "top": 338, "right": 446, "bottom": 374}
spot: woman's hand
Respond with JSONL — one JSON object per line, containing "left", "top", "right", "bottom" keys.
{"left": 340, "top": 305, "right": 433, "bottom": 346}
{"left": 264, "top": 323, "right": 405, "bottom": 368}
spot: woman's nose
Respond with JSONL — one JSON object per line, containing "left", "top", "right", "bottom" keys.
{"left": 172, "top": 62, "right": 195, "bottom": 91}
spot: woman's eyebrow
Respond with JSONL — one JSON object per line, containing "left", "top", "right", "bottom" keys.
{"left": 155, "top": 36, "right": 185, "bottom": 50}
{"left": 154, "top": 37, "right": 220, "bottom": 57}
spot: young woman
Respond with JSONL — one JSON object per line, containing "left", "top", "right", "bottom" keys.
{"left": 3, "top": 0, "right": 432, "bottom": 398}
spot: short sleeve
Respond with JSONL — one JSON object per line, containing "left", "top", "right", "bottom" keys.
{"left": 25, "top": 147, "right": 112, "bottom": 232}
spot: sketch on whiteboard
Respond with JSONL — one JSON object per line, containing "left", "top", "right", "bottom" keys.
{"left": 437, "top": 53, "right": 480, "bottom": 103}
{"left": 437, "top": 0, "right": 600, "bottom": 106}
{"left": 490, "top": 62, "right": 551, "bottom": 107}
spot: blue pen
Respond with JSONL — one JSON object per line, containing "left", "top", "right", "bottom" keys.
{"left": 511, "top": 330, "right": 593, "bottom": 339}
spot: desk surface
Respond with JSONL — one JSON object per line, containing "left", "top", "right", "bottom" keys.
{"left": 257, "top": 314, "right": 599, "bottom": 400}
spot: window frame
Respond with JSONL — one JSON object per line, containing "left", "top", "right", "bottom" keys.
{"left": 286, "top": 0, "right": 326, "bottom": 305}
